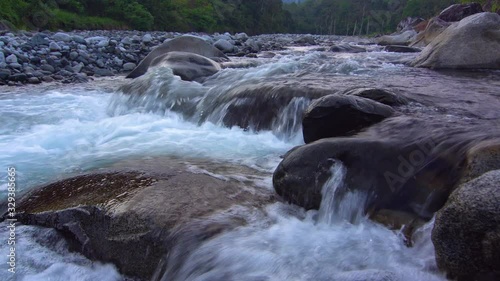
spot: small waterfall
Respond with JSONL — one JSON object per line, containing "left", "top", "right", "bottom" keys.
{"left": 317, "top": 160, "right": 366, "bottom": 225}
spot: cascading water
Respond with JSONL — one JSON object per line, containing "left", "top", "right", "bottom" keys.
{"left": 155, "top": 161, "right": 445, "bottom": 281}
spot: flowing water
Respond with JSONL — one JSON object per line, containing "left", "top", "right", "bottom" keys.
{"left": 1, "top": 43, "right": 499, "bottom": 281}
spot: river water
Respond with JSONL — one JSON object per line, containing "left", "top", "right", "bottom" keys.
{"left": 1, "top": 43, "right": 499, "bottom": 281}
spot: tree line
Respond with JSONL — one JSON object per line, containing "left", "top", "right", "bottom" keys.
{"left": 0, "top": 0, "right": 498, "bottom": 34}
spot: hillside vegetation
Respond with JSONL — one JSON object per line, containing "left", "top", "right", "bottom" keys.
{"left": 0, "top": 0, "right": 498, "bottom": 34}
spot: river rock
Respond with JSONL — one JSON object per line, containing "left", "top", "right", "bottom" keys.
{"left": 302, "top": 95, "right": 394, "bottom": 143}
{"left": 295, "top": 34, "right": 316, "bottom": 45}
{"left": 9, "top": 73, "right": 27, "bottom": 82}
{"left": 214, "top": 39, "right": 235, "bottom": 53}
{"left": 397, "top": 17, "right": 425, "bottom": 32}
{"left": 410, "top": 17, "right": 452, "bottom": 47}
{"left": 0, "top": 51, "right": 4, "bottom": 63}
{"left": 126, "top": 35, "right": 228, "bottom": 79}
{"left": 198, "top": 79, "right": 336, "bottom": 133}
{"left": 339, "top": 87, "right": 409, "bottom": 106}
{"left": 329, "top": 43, "right": 366, "bottom": 53}
{"left": 5, "top": 54, "right": 17, "bottom": 64}
{"left": 461, "top": 139, "right": 500, "bottom": 183}
{"left": 274, "top": 117, "right": 499, "bottom": 217}
{"left": 142, "top": 33, "right": 153, "bottom": 43}
{"left": 12, "top": 158, "right": 276, "bottom": 279}
{"left": 377, "top": 30, "right": 417, "bottom": 46}
{"left": 53, "top": 32, "right": 72, "bottom": 42}
{"left": 235, "top": 32, "right": 249, "bottom": 41}
{"left": 412, "top": 12, "right": 500, "bottom": 69}
{"left": 383, "top": 45, "right": 421, "bottom": 53}
{"left": 432, "top": 170, "right": 500, "bottom": 280}
{"left": 49, "top": 42, "right": 61, "bottom": 52}
{"left": 30, "top": 33, "right": 49, "bottom": 46}
{"left": 146, "top": 51, "right": 221, "bottom": 82}
{"left": 123, "top": 62, "right": 137, "bottom": 71}
{"left": 438, "top": 3, "right": 484, "bottom": 22}
{"left": 0, "top": 69, "right": 11, "bottom": 80}
{"left": 94, "top": 68, "right": 114, "bottom": 77}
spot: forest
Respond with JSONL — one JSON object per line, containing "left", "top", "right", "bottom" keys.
{"left": 0, "top": 0, "right": 499, "bottom": 35}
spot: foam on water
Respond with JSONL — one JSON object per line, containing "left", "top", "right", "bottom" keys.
{"left": 158, "top": 162, "right": 444, "bottom": 281}
{"left": 0, "top": 222, "right": 123, "bottom": 281}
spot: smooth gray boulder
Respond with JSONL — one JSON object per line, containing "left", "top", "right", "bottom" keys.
{"left": 433, "top": 170, "right": 500, "bottom": 280}
{"left": 412, "top": 13, "right": 500, "bottom": 69}
{"left": 377, "top": 30, "right": 417, "bottom": 46}
{"left": 147, "top": 51, "right": 221, "bottom": 81}
{"left": 302, "top": 95, "right": 395, "bottom": 143}
{"left": 214, "top": 39, "right": 235, "bottom": 53}
{"left": 11, "top": 158, "right": 276, "bottom": 280}
{"left": 126, "top": 35, "right": 228, "bottom": 79}
{"left": 53, "top": 32, "right": 72, "bottom": 42}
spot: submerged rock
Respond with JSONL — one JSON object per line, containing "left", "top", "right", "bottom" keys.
{"left": 274, "top": 116, "right": 500, "bottom": 218}
{"left": 412, "top": 13, "right": 500, "bottom": 69}
{"left": 339, "top": 87, "right": 409, "bottom": 106}
{"left": 433, "top": 170, "right": 500, "bottom": 280}
{"left": 302, "top": 95, "right": 394, "bottom": 143}
{"left": 11, "top": 158, "right": 276, "bottom": 279}
{"left": 383, "top": 45, "right": 421, "bottom": 53}
{"left": 126, "top": 35, "right": 228, "bottom": 79}
{"left": 329, "top": 43, "right": 366, "bottom": 53}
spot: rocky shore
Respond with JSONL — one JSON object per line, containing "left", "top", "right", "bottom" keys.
{"left": 0, "top": 29, "right": 343, "bottom": 86}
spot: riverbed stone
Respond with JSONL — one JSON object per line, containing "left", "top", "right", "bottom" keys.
{"left": 53, "top": 32, "right": 72, "bottom": 42}
{"left": 0, "top": 51, "right": 4, "bottom": 63}
{"left": 302, "top": 95, "right": 395, "bottom": 143}
{"left": 438, "top": 3, "right": 484, "bottom": 22}
{"left": 123, "top": 62, "right": 137, "bottom": 71}
{"left": 12, "top": 158, "right": 276, "bottom": 279}
{"left": 214, "top": 39, "right": 235, "bottom": 53}
{"left": 377, "top": 30, "right": 417, "bottom": 46}
{"left": 412, "top": 13, "right": 500, "bottom": 69}
{"left": 49, "top": 42, "right": 61, "bottom": 52}
{"left": 0, "top": 68, "right": 11, "bottom": 80}
{"left": 433, "top": 170, "right": 500, "bottom": 280}
{"left": 6, "top": 54, "right": 17, "bottom": 64}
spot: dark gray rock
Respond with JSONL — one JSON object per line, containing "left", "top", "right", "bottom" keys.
{"left": 383, "top": 45, "right": 421, "bottom": 53}
{"left": 123, "top": 62, "right": 136, "bottom": 71}
{"left": 433, "top": 170, "right": 500, "bottom": 280}
{"left": 27, "top": 77, "right": 41, "bottom": 84}
{"left": 302, "top": 95, "right": 395, "bottom": 143}
{"left": 9, "top": 73, "right": 27, "bottom": 82}
{"left": 41, "top": 64, "right": 55, "bottom": 73}
{"left": 377, "top": 30, "right": 417, "bottom": 46}
{"left": 94, "top": 68, "right": 114, "bottom": 77}
{"left": 339, "top": 88, "right": 409, "bottom": 106}
{"left": 5, "top": 54, "right": 17, "bottom": 64}
{"left": 30, "top": 34, "right": 49, "bottom": 46}
{"left": 214, "top": 39, "right": 235, "bottom": 53}
{"left": 53, "top": 32, "right": 72, "bottom": 42}
{"left": 330, "top": 43, "right": 366, "bottom": 53}
{"left": 0, "top": 68, "right": 11, "bottom": 80}
{"left": 49, "top": 42, "right": 61, "bottom": 52}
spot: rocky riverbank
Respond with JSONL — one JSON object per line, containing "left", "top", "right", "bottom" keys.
{"left": 0, "top": 29, "right": 350, "bottom": 86}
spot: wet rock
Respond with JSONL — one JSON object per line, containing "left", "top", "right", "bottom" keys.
{"left": 41, "top": 64, "right": 55, "bottom": 73}
{"left": 329, "top": 43, "right": 366, "bottom": 53}
{"left": 461, "top": 140, "right": 500, "bottom": 183}
{"left": 123, "top": 62, "right": 137, "bottom": 71}
{"left": 126, "top": 35, "right": 228, "bottom": 79}
{"left": 339, "top": 88, "right": 409, "bottom": 106}
{"left": 412, "top": 13, "right": 500, "bottom": 69}
{"left": 377, "top": 30, "right": 417, "bottom": 46}
{"left": 198, "top": 79, "right": 335, "bottom": 133}
{"left": 438, "top": 3, "right": 484, "bottom": 22}
{"left": 11, "top": 158, "right": 276, "bottom": 279}
{"left": 0, "top": 69, "right": 11, "bottom": 80}
{"left": 383, "top": 45, "right": 421, "bottom": 53}
{"left": 9, "top": 63, "right": 22, "bottom": 69}
{"left": 94, "top": 68, "right": 114, "bottom": 77}
{"left": 9, "top": 73, "right": 27, "bottom": 82}
{"left": 41, "top": 76, "right": 54, "bottom": 82}
{"left": 0, "top": 51, "right": 4, "bottom": 63}
{"left": 273, "top": 117, "right": 499, "bottom": 217}
{"left": 27, "top": 77, "right": 41, "bottom": 84}
{"left": 53, "top": 32, "right": 72, "bottom": 42}
{"left": 235, "top": 32, "right": 249, "bottom": 41}
{"left": 302, "top": 95, "right": 394, "bottom": 143}
{"left": 214, "top": 39, "right": 235, "bottom": 53}
{"left": 295, "top": 34, "right": 316, "bottom": 45}
{"left": 72, "top": 35, "right": 86, "bottom": 45}
{"left": 145, "top": 51, "right": 221, "bottom": 82}
{"left": 433, "top": 170, "right": 500, "bottom": 280}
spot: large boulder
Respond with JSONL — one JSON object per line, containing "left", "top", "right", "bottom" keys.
{"left": 432, "top": 170, "right": 500, "bottom": 280}
{"left": 302, "top": 95, "right": 394, "bottom": 143}
{"left": 10, "top": 158, "right": 276, "bottom": 279}
{"left": 377, "top": 30, "right": 417, "bottom": 46}
{"left": 438, "top": 3, "right": 484, "bottom": 22}
{"left": 126, "top": 35, "right": 228, "bottom": 79}
{"left": 147, "top": 51, "right": 221, "bottom": 82}
{"left": 274, "top": 117, "right": 499, "bottom": 218}
{"left": 329, "top": 43, "right": 366, "bottom": 53}
{"left": 197, "top": 79, "right": 336, "bottom": 134}
{"left": 410, "top": 17, "right": 452, "bottom": 47}
{"left": 339, "top": 87, "right": 410, "bottom": 106}
{"left": 412, "top": 12, "right": 500, "bottom": 69}
{"left": 397, "top": 17, "right": 425, "bottom": 32}
{"left": 460, "top": 139, "right": 500, "bottom": 183}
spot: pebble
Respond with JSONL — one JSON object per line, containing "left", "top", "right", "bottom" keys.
{"left": 6, "top": 54, "right": 17, "bottom": 64}
{"left": 53, "top": 32, "right": 72, "bottom": 42}
{"left": 123, "top": 62, "right": 136, "bottom": 71}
